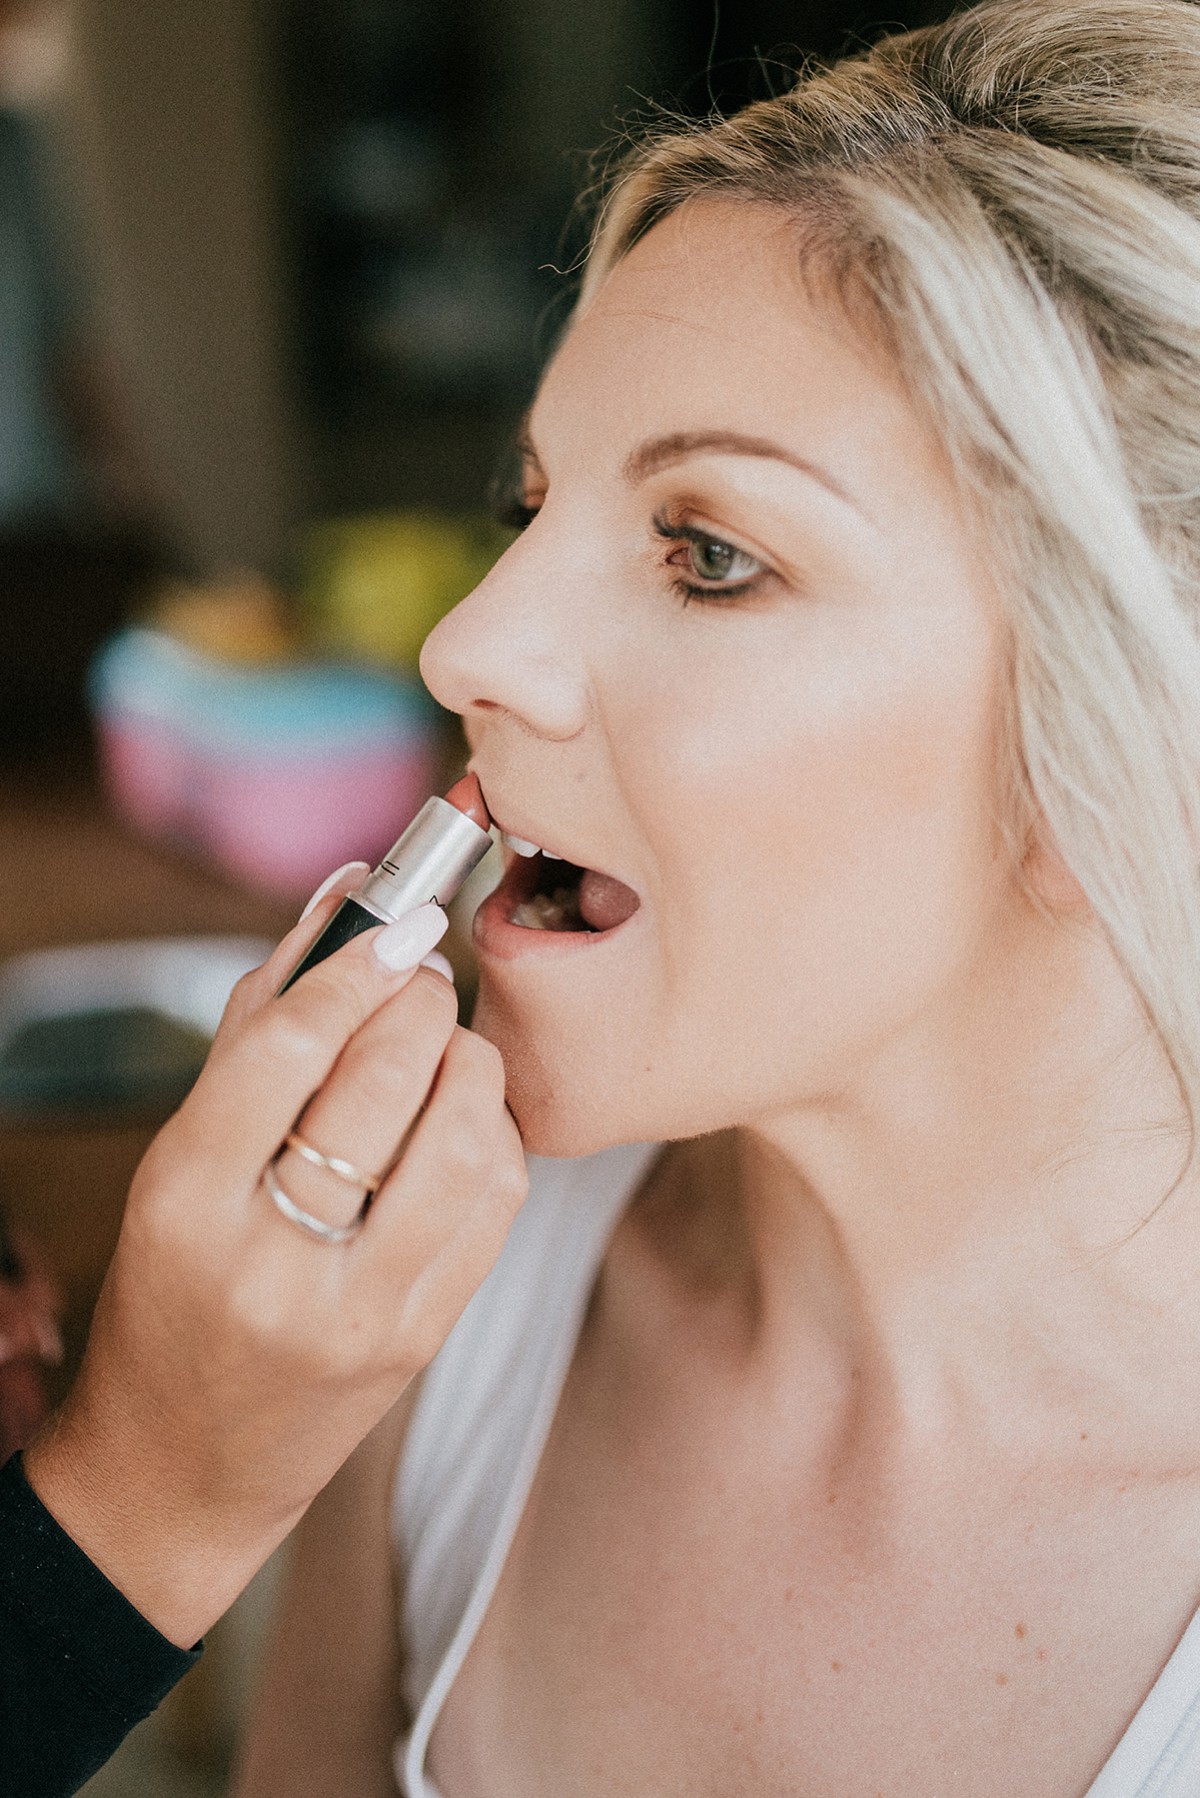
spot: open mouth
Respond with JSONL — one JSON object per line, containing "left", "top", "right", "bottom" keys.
{"left": 496, "top": 849, "right": 641, "bottom": 935}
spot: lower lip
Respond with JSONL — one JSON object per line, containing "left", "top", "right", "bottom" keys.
{"left": 472, "top": 862, "right": 639, "bottom": 963}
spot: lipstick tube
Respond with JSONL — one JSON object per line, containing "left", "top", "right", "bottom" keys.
{"left": 280, "top": 781, "right": 493, "bottom": 993}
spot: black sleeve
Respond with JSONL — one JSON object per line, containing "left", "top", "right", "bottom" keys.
{"left": 0, "top": 1453, "right": 201, "bottom": 1798}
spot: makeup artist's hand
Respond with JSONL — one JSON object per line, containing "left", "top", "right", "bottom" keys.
{"left": 22, "top": 866, "right": 527, "bottom": 1648}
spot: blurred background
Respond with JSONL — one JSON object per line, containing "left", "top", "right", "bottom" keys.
{"left": 0, "top": 0, "right": 952, "bottom": 1790}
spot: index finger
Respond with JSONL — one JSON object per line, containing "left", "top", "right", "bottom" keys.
{"left": 168, "top": 905, "right": 450, "bottom": 1188}
{"left": 213, "top": 862, "right": 372, "bottom": 1044}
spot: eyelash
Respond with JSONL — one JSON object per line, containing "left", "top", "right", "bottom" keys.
{"left": 650, "top": 514, "right": 767, "bottom": 606}
{"left": 496, "top": 496, "right": 539, "bottom": 532}
{"left": 494, "top": 495, "right": 769, "bottom": 608}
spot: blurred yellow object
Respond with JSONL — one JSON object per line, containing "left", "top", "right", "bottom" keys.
{"left": 152, "top": 573, "right": 300, "bottom": 665}
{"left": 301, "top": 511, "right": 515, "bottom": 669}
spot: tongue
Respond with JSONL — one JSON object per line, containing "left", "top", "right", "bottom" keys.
{"left": 578, "top": 869, "right": 640, "bottom": 931}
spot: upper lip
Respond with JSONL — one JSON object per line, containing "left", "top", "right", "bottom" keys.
{"left": 473, "top": 774, "right": 572, "bottom": 863}
{"left": 474, "top": 769, "right": 647, "bottom": 913}
{"left": 475, "top": 779, "right": 638, "bottom": 894}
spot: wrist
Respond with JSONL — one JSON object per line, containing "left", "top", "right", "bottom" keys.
{"left": 22, "top": 1406, "right": 303, "bottom": 1648}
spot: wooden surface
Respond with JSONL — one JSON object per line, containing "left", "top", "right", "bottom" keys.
{"left": 0, "top": 753, "right": 294, "bottom": 1398}
{"left": 0, "top": 755, "right": 294, "bottom": 959}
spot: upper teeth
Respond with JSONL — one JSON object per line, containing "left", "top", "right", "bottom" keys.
{"left": 504, "top": 833, "right": 562, "bottom": 860}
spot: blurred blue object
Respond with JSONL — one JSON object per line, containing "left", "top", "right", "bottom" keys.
{"left": 89, "top": 628, "right": 443, "bottom": 896}
{"left": 90, "top": 626, "right": 435, "bottom": 753}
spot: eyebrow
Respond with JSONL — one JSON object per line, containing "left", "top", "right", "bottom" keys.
{"left": 513, "top": 421, "right": 871, "bottom": 527}
{"left": 622, "top": 430, "right": 861, "bottom": 514}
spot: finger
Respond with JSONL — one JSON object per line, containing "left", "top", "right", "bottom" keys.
{"left": 169, "top": 905, "right": 450, "bottom": 1194}
{"left": 394, "top": 1153, "right": 528, "bottom": 1361}
{"left": 362, "top": 1095, "right": 527, "bottom": 1369}
{"left": 356, "top": 1028, "right": 519, "bottom": 1289}
{"left": 300, "top": 861, "right": 374, "bottom": 922}
{"left": 212, "top": 862, "right": 371, "bottom": 1043}
{"left": 274, "top": 966, "right": 460, "bottom": 1231}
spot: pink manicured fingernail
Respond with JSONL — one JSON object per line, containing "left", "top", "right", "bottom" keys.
{"left": 300, "top": 861, "right": 371, "bottom": 920}
{"left": 373, "top": 903, "right": 449, "bottom": 971}
{"left": 421, "top": 949, "right": 456, "bottom": 984}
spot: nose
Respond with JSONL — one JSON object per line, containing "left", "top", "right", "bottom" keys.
{"left": 419, "top": 529, "right": 589, "bottom": 741}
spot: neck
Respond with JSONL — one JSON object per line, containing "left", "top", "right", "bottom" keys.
{"left": 657, "top": 911, "right": 1198, "bottom": 1458}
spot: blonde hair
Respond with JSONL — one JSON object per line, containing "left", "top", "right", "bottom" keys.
{"left": 582, "top": 0, "right": 1200, "bottom": 1174}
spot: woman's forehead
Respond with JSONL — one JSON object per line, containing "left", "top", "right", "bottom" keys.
{"left": 527, "top": 199, "right": 943, "bottom": 504}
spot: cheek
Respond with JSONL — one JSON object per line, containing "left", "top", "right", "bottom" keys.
{"left": 629, "top": 621, "right": 1010, "bottom": 1082}
{"left": 477, "top": 608, "right": 1011, "bottom": 1157}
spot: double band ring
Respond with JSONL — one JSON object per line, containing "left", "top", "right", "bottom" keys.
{"left": 264, "top": 1153, "right": 367, "bottom": 1246}
{"left": 284, "top": 1130, "right": 382, "bottom": 1194}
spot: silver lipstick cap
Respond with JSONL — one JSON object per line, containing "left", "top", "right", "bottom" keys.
{"left": 354, "top": 795, "right": 493, "bottom": 922}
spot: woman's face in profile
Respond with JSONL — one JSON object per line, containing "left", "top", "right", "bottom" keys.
{"left": 422, "top": 197, "right": 1019, "bottom": 1155}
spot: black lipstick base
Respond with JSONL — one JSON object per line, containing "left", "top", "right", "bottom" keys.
{"left": 279, "top": 897, "right": 386, "bottom": 994}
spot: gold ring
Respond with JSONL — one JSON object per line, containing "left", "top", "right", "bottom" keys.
{"left": 285, "top": 1131, "right": 381, "bottom": 1194}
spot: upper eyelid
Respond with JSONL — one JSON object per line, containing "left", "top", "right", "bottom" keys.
{"left": 653, "top": 512, "right": 771, "bottom": 571}
{"left": 510, "top": 468, "right": 547, "bottom": 510}
{"left": 492, "top": 450, "right": 544, "bottom": 523}
{"left": 492, "top": 419, "right": 545, "bottom": 519}
{"left": 655, "top": 516, "right": 757, "bottom": 550}
{"left": 653, "top": 521, "right": 775, "bottom": 601}
{"left": 496, "top": 495, "right": 537, "bottom": 530}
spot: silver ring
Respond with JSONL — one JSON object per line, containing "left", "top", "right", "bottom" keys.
{"left": 264, "top": 1155, "right": 366, "bottom": 1245}
{"left": 284, "top": 1131, "right": 381, "bottom": 1194}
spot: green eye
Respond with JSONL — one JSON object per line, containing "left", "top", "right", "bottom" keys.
{"left": 653, "top": 512, "right": 768, "bottom": 604}
{"left": 687, "top": 535, "right": 759, "bottom": 584}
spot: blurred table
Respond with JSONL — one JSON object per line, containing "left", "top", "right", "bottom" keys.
{"left": 0, "top": 752, "right": 294, "bottom": 1396}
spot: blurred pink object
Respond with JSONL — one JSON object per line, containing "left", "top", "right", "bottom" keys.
{"left": 97, "top": 717, "right": 187, "bottom": 836}
{"left": 91, "top": 630, "right": 441, "bottom": 898}
{"left": 197, "top": 745, "right": 434, "bottom": 893}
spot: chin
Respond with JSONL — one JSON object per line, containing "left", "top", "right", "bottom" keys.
{"left": 471, "top": 984, "right": 654, "bottom": 1160}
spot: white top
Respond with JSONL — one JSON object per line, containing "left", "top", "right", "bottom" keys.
{"left": 390, "top": 1144, "right": 1200, "bottom": 1798}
